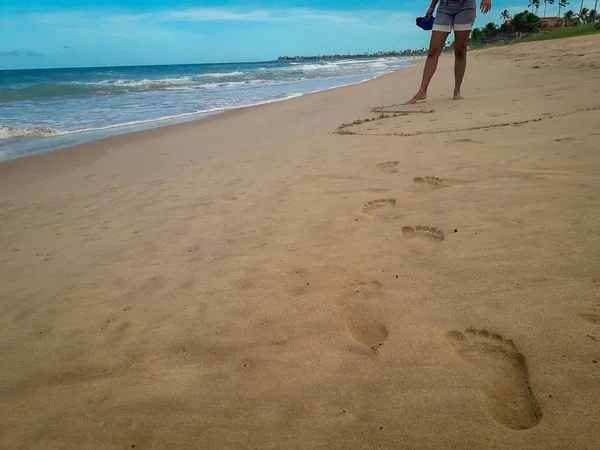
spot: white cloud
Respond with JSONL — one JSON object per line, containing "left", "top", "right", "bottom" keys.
{"left": 18, "top": 6, "right": 416, "bottom": 32}
{"left": 155, "top": 7, "right": 416, "bottom": 31}
{"left": 160, "top": 7, "right": 375, "bottom": 24}
{"left": 290, "top": 9, "right": 359, "bottom": 24}
{"left": 66, "top": 27, "right": 133, "bottom": 38}
{"left": 29, "top": 12, "right": 88, "bottom": 24}
{"left": 165, "top": 8, "right": 274, "bottom": 22}
{"left": 0, "top": 50, "right": 44, "bottom": 57}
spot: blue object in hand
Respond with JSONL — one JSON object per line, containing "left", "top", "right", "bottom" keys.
{"left": 416, "top": 16, "right": 435, "bottom": 31}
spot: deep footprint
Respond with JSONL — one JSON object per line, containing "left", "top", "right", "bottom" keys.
{"left": 362, "top": 199, "right": 396, "bottom": 216}
{"left": 447, "top": 329, "right": 542, "bottom": 430}
{"left": 346, "top": 316, "right": 388, "bottom": 353}
{"left": 376, "top": 161, "right": 400, "bottom": 174}
{"left": 414, "top": 176, "right": 443, "bottom": 188}
{"left": 402, "top": 225, "right": 444, "bottom": 242}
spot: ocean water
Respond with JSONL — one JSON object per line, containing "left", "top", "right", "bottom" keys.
{"left": 0, "top": 59, "right": 413, "bottom": 162}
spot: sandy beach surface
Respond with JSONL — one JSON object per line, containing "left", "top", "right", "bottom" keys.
{"left": 1, "top": 35, "right": 600, "bottom": 449}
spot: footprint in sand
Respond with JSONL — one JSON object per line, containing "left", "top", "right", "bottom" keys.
{"left": 345, "top": 316, "right": 389, "bottom": 354}
{"left": 376, "top": 161, "right": 400, "bottom": 174}
{"left": 413, "top": 176, "right": 443, "bottom": 188}
{"left": 581, "top": 313, "right": 600, "bottom": 325}
{"left": 362, "top": 199, "right": 397, "bottom": 217}
{"left": 447, "top": 329, "right": 542, "bottom": 430}
{"left": 402, "top": 225, "right": 444, "bottom": 242}
{"left": 336, "top": 281, "right": 388, "bottom": 354}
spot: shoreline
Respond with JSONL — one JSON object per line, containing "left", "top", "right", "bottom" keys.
{"left": 1, "top": 36, "right": 600, "bottom": 449}
{"left": 0, "top": 59, "right": 417, "bottom": 163}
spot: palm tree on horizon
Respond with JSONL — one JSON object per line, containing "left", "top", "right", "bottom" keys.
{"left": 501, "top": 9, "right": 511, "bottom": 20}
{"left": 543, "top": 0, "right": 555, "bottom": 17}
{"left": 558, "top": 0, "right": 570, "bottom": 18}
{"left": 564, "top": 9, "right": 575, "bottom": 24}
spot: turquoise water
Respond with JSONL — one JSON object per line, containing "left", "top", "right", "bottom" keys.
{"left": 0, "top": 59, "right": 412, "bottom": 161}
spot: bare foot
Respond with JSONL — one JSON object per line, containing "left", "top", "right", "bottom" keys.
{"left": 406, "top": 92, "right": 427, "bottom": 104}
{"left": 453, "top": 90, "right": 463, "bottom": 100}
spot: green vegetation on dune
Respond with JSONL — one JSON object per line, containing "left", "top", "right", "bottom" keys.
{"left": 470, "top": 8, "right": 599, "bottom": 48}
{"left": 517, "top": 23, "right": 600, "bottom": 42}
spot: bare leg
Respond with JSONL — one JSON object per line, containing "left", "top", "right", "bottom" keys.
{"left": 406, "top": 31, "right": 450, "bottom": 104}
{"left": 453, "top": 30, "right": 470, "bottom": 100}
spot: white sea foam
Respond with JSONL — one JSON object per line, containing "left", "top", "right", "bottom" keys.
{"left": 294, "top": 64, "right": 330, "bottom": 71}
{"left": 4, "top": 92, "right": 309, "bottom": 140}
{"left": 81, "top": 77, "right": 195, "bottom": 88}
{"left": 0, "top": 125, "right": 56, "bottom": 140}
{"left": 73, "top": 73, "right": 249, "bottom": 90}
{"left": 200, "top": 71, "right": 245, "bottom": 78}
{"left": 198, "top": 79, "right": 266, "bottom": 89}
{"left": 330, "top": 58, "right": 390, "bottom": 65}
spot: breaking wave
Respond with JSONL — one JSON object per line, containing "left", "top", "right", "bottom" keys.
{"left": 0, "top": 125, "right": 57, "bottom": 139}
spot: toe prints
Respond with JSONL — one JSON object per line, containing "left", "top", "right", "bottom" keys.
{"left": 362, "top": 199, "right": 396, "bottom": 216}
{"left": 402, "top": 225, "right": 444, "bottom": 242}
{"left": 376, "top": 161, "right": 400, "bottom": 174}
{"left": 414, "top": 176, "right": 443, "bottom": 188}
{"left": 447, "top": 329, "right": 542, "bottom": 430}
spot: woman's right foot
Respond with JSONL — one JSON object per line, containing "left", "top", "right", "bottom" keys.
{"left": 406, "top": 92, "right": 427, "bottom": 104}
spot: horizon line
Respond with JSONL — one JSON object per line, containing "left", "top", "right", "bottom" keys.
{"left": 0, "top": 52, "right": 422, "bottom": 72}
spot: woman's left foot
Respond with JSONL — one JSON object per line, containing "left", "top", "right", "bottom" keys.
{"left": 453, "top": 90, "right": 463, "bottom": 100}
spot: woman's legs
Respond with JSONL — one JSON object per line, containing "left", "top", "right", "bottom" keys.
{"left": 452, "top": 30, "right": 471, "bottom": 100}
{"left": 406, "top": 31, "right": 450, "bottom": 104}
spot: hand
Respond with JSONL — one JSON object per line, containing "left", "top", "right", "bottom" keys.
{"left": 480, "top": 0, "right": 492, "bottom": 14}
{"left": 426, "top": 6, "right": 435, "bottom": 17}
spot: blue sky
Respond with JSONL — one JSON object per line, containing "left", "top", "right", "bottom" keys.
{"left": 0, "top": 0, "right": 588, "bottom": 70}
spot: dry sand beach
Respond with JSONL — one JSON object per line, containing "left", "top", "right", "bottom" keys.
{"left": 1, "top": 35, "right": 600, "bottom": 449}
